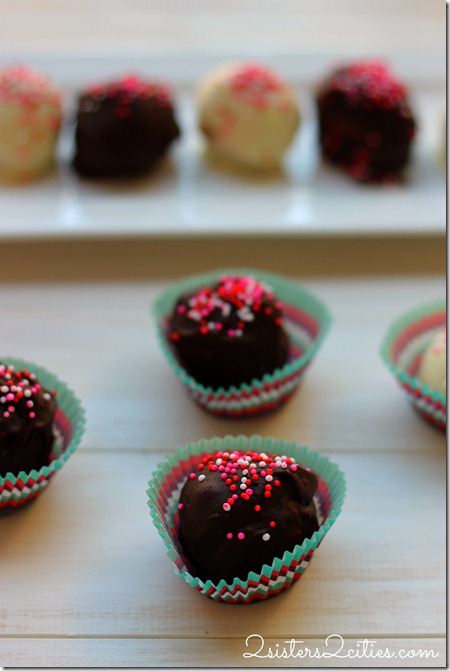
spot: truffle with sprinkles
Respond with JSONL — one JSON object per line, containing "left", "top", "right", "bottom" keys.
{"left": 198, "top": 62, "right": 300, "bottom": 169}
{"left": 316, "top": 61, "right": 416, "bottom": 183}
{"left": 167, "top": 275, "right": 290, "bottom": 388}
{"left": 177, "top": 449, "right": 319, "bottom": 583}
{"left": 0, "top": 65, "right": 62, "bottom": 182}
{"left": 73, "top": 74, "right": 180, "bottom": 179}
{"left": 0, "top": 363, "right": 58, "bottom": 477}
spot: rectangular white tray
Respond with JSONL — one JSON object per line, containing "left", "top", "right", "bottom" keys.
{"left": 0, "top": 52, "right": 445, "bottom": 241}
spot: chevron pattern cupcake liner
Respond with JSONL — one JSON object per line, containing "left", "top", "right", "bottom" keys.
{"left": 381, "top": 300, "right": 446, "bottom": 431}
{"left": 0, "top": 358, "right": 86, "bottom": 515}
{"left": 153, "top": 269, "right": 332, "bottom": 418}
{"left": 147, "top": 435, "right": 346, "bottom": 604}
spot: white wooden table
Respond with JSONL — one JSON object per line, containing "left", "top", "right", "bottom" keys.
{"left": 0, "top": 275, "right": 445, "bottom": 668}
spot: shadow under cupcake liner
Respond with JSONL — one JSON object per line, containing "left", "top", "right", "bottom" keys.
{"left": 147, "top": 435, "right": 346, "bottom": 604}
{"left": 153, "top": 269, "right": 332, "bottom": 418}
{"left": 380, "top": 300, "right": 446, "bottom": 432}
{"left": 0, "top": 357, "right": 86, "bottom": 515}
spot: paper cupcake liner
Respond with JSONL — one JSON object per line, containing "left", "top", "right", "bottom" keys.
{"left": 0, "top": 357, "right": 86, "bottom": 515}
{"left": 380, "top": 300, "right": 446, "bottom": 431}
{"left": 147, "top": 435, "right": 346, "bottom": 604}
{"left": 153, "top": 269, "right": 332, "bottom": 418}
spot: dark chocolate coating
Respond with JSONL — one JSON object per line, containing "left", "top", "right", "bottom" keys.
{"left": 0, "top": 367, "right": 57, "bottom": 478}
{"left": 178, "top": 453, "right": 319, "bottom": 583}
{"left": 167, "top": 279, "right": 290, "bottom": 388}
{"left": 316, "top": 63, "right": 416, "bottom": 183}
{"left": 73, "top": 81, "right": 180, "bottom": 179}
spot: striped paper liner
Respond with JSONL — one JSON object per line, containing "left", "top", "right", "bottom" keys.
{"left": 153, "top": 269, "right": 332, "bottom": 418}
{"left": 380, "top": 300, "right": 446, "bottom": 432}
{"left": 147, "top": 435, "right": 346, "bottom": 604}
{"left": 0, "top": 358, "right": 86, "bottom": 514}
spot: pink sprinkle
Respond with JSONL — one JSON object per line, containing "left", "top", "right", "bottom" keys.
{"left": 29, "top": 412, "right": 35, "bottom": 419}
{"left": 211, "top": 465, "right": 218, "bottom": 471}
{"left": 221, "top": 473, "right": 227, "bottom": 479}
{"left": 8, "top": 406, "right": 15, "bottom": 412}
{"left": 227, "top": 533, "right": 233, "bottom": 540}
{"left": 5, "top": 393, "right": 14, "bottom": 401}
{"left": 228, "top": 329, "right": 235, "bottom": 337}
{"left": 246, "top": 488, "right": 253, "bottom": 495}
{"left": 177, "top": 503, "right": 184, "bottom": 510}
{"left": 26, "top": 400, "right": 33, "bottom": 408}
{"left": 177, "top": 305, "right": 186, "bottom": 314}
{"left": 3, "top": 411, "right": 9, "bottom": 418}
{"left": 250, "top": 468, "right": 257, "bottom": 475}
{"left": 223, "top": 503, "right": 231, "bottom": 512}
{"left": 290, "top": 464, "right": 297, "bottom": 472}
{"left": 261, "top": 471, "right": 266, "bottom": 477}
{"left": 238, "top": 532, "right": 245, "bottom": 540}
{"left": 232, "top": 494, "right": 238, "bottom": 500}
{"left": 189, "top": 472, "right": 196, "bottom": 479}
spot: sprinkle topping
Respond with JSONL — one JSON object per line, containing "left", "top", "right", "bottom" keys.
{"left": 0, "top": 65, "right": 62, "bottom": 108}
{"left": 0, "top": 363, "right": 56, "bottom": 420}
{"left": 229, "top": 64, "right": 286, "bottom": 108}
{"left": 86, "top": 74, "right": 173, "bottom": 111}
{"left": 170, "top": 275, "right": 283, "bottom": 340}
{"left": 183, "top": 449, "right": 299, "bottom": 543}
{"left": 323, "top": 61, "right": 409, "bottom": 110}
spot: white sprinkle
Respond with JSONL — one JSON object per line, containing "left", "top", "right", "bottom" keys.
{"left": 198, "top": 474, "right": 206, "bottom": 482}
{"left": 281, "top": 462, "right": 288, "bottom": 469}
{"left": 240, "top": 483, "right": 247, "bottom": 490}
{"left": 262, "top": 533, "right": 270, "bottom": 541}
{"left": 43, "top": 393, "right": 51, "bottom": 401}
{"left": 0, "top": 397, "right": 4, "bottom": 404}
{"left": 234, "top": 329, "right": 243, "bottom": 337}
{"left": 1, "top": 386, "right": 8, "bottom": 393}
{"left": 216, "top": 458, "right": 222, "bottom": 465}
{"left": 223, "top": 503, "right": 231, "bottom": 512}
{"left": 242, "top": 469, "right": 248, "bottom": 475}
{"left": 259, "top": 461, "right": 266, "bottom": 468}
{"left": 24, "top": 389, "right": 32, "bottom": 398}
{"left": 265, "top": 475, "right": 273, "bottom": 482}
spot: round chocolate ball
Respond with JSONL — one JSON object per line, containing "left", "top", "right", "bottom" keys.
{"left": 0, "top": 363, "right": 58, "bottom": 478}
{"left": 167, "top": 275, "right": 290, "bottom": 389}
{"left": 73, "top": 74, "right": 180, "bottom": 179}
{"left": 178, "top": 449, "right": 319, "bottom": 583}
{"left": 316, "top": 61, "right": 416, "bottom": 183}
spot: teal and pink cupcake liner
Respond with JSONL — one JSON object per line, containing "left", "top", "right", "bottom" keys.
{"left": 153, "top": 269, "right": 332, "bottom": 418}
{"left": 380, "top": 300, "right": 446, "bottom": 431}
{"left": 147, "top": 435, "right": 346, "bottom": 604}
{"left": 0, "top": 358, "right": 86, "bottom": 514}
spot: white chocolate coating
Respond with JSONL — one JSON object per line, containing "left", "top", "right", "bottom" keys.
{"left": 198, "top": 62, "right": 300, "bottom": 169}
{"left": 0, "top": 66, "right": 62, "bottom": 182}
{"left": 419, "top": 327, "right": 446, "bottom": 396}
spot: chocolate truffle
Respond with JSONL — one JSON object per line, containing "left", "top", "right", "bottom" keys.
{"left": 0, "top": 65, "right": 62, "bottom": 182}
{"left": 178, "top": 449, "right": 319, "bottom": 583}
{"left": 419, "top": 328, "right": 446, "bottom": 396}
{"left": 316, "top": 61, "right": 416, "bottom": 183}
{"left": 73, "top": 74, "right": 180, "bottom": 179}
{"left": 0, "top": 363, "right": 58, "bottom": 478}
{"left": 198, "top": 62, "right": 300, "bottom": 169}
{"left": 167, "top": 275, "right": 290, "bottom": 389}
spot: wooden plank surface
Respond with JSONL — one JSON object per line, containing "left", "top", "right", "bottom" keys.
{"left": 1, "top": 0, "right": 445, "bottom": 55}
{"left": 1, "top": 637, "right": 446, "bottom": 668}
{"left": 0, "top": 276, "right": 446, "bottom": 667}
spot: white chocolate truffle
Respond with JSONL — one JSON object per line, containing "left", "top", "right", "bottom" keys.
{"left": 419, "top": 328, "right": 446, "bottom": 396}
{"left": 0, "top": 65, "right": 62, "bottom": 182}
{"left": 198, "top": 62, "right": 300, "bottom": 169}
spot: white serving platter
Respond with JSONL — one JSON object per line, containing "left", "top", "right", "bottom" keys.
{"left": 0, "top": 52, "right": 445, "bottom": 241}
